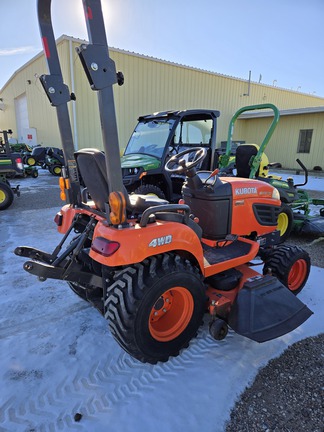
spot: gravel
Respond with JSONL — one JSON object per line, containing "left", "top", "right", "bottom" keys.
{"left": 226, "top": 187, "right": 324, "bottom": 432}
{"left": 225, "top": 334, "right": 324, "bottom": 432}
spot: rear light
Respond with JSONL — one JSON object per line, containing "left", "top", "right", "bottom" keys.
{"left": 15, "top": 157, "right": 24, "bottom": 170}
{"left": 91, "top": 237, "right": 120, "bottom": 257}
{"left": 109, "top": 191, "right": 126, "bottom": 225}
{"left": 54, "top": 212, "right": 63, "bottom": 226}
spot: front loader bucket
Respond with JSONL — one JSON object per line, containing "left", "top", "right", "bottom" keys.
{"left": 228, "top": 275, "right": 313, "bottom": 342}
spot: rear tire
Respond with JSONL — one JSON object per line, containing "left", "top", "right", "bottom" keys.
{"left": 263, "top": 245, "right": 310, "bottom": 295}
{"left": 105, "top": 253, "right": 205, "bottom": 363}
{"left": 277, "top": 203, "right": 294, "bottom": 242}
{"left": 0, "top": 182, "right": 14, "bottom": 210}
{"left": 134, "top": 184, "right": 166, "bottom": 199}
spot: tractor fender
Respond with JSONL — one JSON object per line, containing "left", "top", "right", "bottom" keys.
{"left": 89, "top": 218, "right": 205, "bottom": 271}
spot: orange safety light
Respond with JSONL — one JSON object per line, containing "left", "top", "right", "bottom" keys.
{"left": 59, "top": 177, "right": 66, "bottom": 201}
{"left": 109, "top": 191, "right": 127, "bottom": 225}
{"left": 59, "top": 177, "right": 71, "bottom": 201}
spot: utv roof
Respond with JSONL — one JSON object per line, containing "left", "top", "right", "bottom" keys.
{"left": 138, "top": 109, "right": 220, "bottom": 122}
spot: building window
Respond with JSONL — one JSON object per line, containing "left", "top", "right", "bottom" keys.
{"left": 297, "top": 129, "right": 313, "bottom": 153}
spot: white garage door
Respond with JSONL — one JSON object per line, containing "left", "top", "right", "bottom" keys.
{"left": 15, "top": 93, "right": 29, "bottom": 142}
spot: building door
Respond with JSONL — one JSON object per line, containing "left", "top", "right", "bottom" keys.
{"left": 15, "top": 93, "right": 29, "bottom": 142}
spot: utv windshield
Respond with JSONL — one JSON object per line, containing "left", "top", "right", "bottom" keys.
{"left": 124, "top": 119, "right": 175, "bottom": 158}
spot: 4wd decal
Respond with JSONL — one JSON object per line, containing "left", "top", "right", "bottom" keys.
{"left": 235, "top": 187, "right": 257, "bottom": 196}
{"left": 149, "top": 235, "right": 172, "bottom": 248}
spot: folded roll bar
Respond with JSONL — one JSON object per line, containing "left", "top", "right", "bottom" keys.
{"left": 37, "top": 0, "right": 124, "bottom": 204}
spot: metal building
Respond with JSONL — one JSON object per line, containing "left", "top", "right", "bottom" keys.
{"left": 1, "top": 35, "right": 324, "bottom": 169}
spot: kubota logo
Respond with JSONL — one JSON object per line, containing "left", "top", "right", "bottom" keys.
{"left": 149, "top": 235, "right": 172, "bottom": 248}
{"left": 235, "top": 187, "right": 257, "bottom": 195}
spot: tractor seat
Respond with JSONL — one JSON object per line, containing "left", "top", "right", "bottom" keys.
{"left": 75, "top": 148, "right": 168, "bottom": 214}
{"left": 235, "top": 144, "right": 259, "bottom": 178}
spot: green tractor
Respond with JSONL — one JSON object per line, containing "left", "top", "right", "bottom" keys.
{"left": 218, "top": 103, "right": 324, "bottom": 241}
{"left": 0, "top": 130, "right": 22, "bottom": 210}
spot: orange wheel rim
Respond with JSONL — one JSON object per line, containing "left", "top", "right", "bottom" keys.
{"left": 149, "top": 287, "right": 194, "bottom": 342}
{"left": 288, "top": 259, "right": 307, "bottom": 291}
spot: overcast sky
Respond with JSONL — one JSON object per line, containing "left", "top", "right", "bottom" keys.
{"left": 1, "top": 0, "right": 323, "bottom": 97}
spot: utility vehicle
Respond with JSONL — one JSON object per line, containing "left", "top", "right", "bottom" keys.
{"left": 219, "top": 104, "right": 324, "bottom": 241}
{"left": 16, "top": 0, "right": 313, "bottom": 364}
{"left": 121, "top": 109, "right": 219, "bottom": 201}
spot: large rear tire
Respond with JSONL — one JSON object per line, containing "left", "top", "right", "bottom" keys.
{"left": 263, "top": 245, "right": 310, "bottom": 295}
{"left": 0, "top": 182, "right": 14, "bottom": 210}
{"left": 105, "top": 253, "right": 205, "bottom": 364}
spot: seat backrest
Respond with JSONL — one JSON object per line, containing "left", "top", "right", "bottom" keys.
{"left": 235, "top": 144, "right": 258, "bottom": 178}
{"left": 75, "top": 148, "right": 168, "bottom": 214}
{"left": 75, "top": 148, "right": 109, "bottom": 212}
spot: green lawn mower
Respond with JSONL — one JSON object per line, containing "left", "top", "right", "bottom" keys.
{"left": 218, "top": 104, "right": 324, "bottom": 241}
{"left": 0, "top": 130, "right": 22, "bottom": 210}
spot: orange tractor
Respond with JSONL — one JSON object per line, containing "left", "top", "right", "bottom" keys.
{"left": 15, "top": 0, "right": 312, "bottom": 364}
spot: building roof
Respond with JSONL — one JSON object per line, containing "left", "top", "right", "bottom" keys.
{"left": 239, "top": 106, "right": 324, "bottom": 119}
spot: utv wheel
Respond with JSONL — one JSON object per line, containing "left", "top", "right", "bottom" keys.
{"left": 26, "top": 156, "right": 36, "bottom": 166}
{"left": 105, "top": 253, "right": 205, "bottom": 364}
{"left": 263, "top": 245, "right": 310, "bottom": 295}
{"left": 31, "top": 169, "right": 39, "bottom": 178}
{"left": 0, "top": 182, "right": 14, "bottom": 210}
{"left": 277, "top": 203, "right": 294, "bottom": 242}
{"left": 134, "top": 184, "right": 166, "bottom": 199}
{"left": 50, "top": 164, "right": 62, "bottom": 176}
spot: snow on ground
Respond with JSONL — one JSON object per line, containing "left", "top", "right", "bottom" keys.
{"left": 271, "top": 170, "right": 324, "bottom": 192}
{"left": 0, "top": 171, "right": 323, "bottom": 432}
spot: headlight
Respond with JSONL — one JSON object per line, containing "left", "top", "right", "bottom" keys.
{"left": 128, "top": 167, "right": 140, "bottom": 175}
{"left": 272, "top": 187, "right": 280, "bottom": 200}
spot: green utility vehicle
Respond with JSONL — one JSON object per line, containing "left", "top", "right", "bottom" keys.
{"left": 121, "top": 110, "right": 219, "bottom": 200}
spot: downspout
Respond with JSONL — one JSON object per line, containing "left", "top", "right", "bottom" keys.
{"left": 69, "top": 38, "right": 78, "bottom": 150}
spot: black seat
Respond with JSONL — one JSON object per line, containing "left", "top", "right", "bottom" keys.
{"left": 235, "top": 145, "right": 260, "bottom": 178}
{"left": 75, "top": 148, "right": 168, "bottom": 213}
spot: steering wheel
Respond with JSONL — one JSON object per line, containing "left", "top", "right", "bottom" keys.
{"left": 165, "top": 147, "right": 207, "bottom": 174}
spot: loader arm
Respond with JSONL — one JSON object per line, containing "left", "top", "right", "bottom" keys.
{"left": 37, "top": 0, "right": 81, "bottom": 206}
{"left": 220, "top": 103, "right": 280, "bottom": 179}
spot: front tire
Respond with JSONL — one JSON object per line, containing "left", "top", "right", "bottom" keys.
{"left": 134, "top": 184, "right": 166, "bottom": 199}
{"left": 105, "top": 253, "right": 205, "bottom": 364}
{"left": 263, "top": 245, "right": 310, "bottom": 295}
{"left": 0, "top": 182, "right": 14, "bottom": 210}
{"left": 49, "top": 164, "right": 62, "bottom": 176}
{"left": 277, "top": 203, "right": 294, "bottom": 242}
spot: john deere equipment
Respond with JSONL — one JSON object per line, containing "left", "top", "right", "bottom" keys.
{"left": 0, "top": 130, "right": 22, "bottom": 209}
{"left": 15, "top": 0, "right": 313, "bottom": 364}
{"left": 121, "top": 109, "right": 219, "bottom": 201}
{"left": 219, "top": 104, "right": 324, "bottom": 241}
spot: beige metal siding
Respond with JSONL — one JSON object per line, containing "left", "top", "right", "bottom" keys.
{"left": 1, "top": 36, "right": 324, "bottom": 168}
{"left": 236, "top": 113, "right": 324, "bottom": 170}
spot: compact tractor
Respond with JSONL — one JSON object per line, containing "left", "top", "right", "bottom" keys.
{"left": 15, "top": 0, "right": 313, "bottom": 364}
{"left": 219, "top": 104, "right": 324, "bottom": 241}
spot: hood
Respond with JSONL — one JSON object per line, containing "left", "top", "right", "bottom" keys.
{"left": 121, "top": 153, "right": 161, "bottom": 171}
